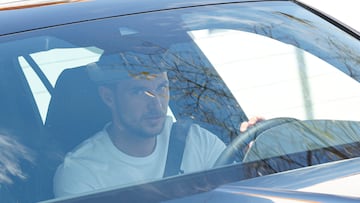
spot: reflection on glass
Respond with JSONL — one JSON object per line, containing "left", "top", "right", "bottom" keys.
{"left": 0, "top": 132, "right": 34, "bottom": 184}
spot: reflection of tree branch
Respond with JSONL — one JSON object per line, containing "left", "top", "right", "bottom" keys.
{"left": 327, "top": 37, "right": 360, "bottom": 81}
{"left": 247, "top": 145, "right": 357, "bottom": 178}
{"left": 273, "top": 12, "right": 314, "bottom": 27}
{"left": 161, "top": 48, "right": 245, "bottom": 139}
{"left": 117, "top": 41, "right": 246, "bottom": 142}
{"left": 244, "top": 121, "right": 360, "bottom": 178}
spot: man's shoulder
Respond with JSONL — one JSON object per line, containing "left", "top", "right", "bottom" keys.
{"left": 66, "top": 129, "right": 110, "bottom": 159}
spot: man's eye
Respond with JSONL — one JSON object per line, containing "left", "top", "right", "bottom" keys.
{"left": 131, "top": 88, "right": 146, "bottom": 96}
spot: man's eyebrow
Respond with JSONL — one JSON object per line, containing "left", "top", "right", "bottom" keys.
{"left": 129, "top": 84, "right": 147, "bottom": 90}
{"left": 131, "top": 72, "right": 159, "bottom": 80}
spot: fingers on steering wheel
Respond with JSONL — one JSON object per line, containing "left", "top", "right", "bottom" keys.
{"left": 240, "top": 116, "right": 265, "bottom": 132}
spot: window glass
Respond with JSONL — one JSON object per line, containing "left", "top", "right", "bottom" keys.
{"left": 0, "top": 1, "right": 359, "bottom": 202}
{"left": 19, "top": 47, "right": 103, "bottom": 122}
{"left": 190, "top": 29, "right": 360, "bottom": 120}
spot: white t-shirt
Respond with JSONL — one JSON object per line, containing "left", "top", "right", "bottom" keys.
{"left": 53, "top": 117, "right": 226, "bottom": 197}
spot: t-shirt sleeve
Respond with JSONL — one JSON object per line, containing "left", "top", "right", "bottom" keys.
{"left": 53, "top": 158, "right": 98, "bottom": 198}
{"left": 201, "top": 129, "right": 226, "bottom": 167}
{"left": 183, "top": 124, "right": 226, "bottom": 171}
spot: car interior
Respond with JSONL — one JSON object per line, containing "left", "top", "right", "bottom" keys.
{"left": 0, "top": 43, "right": 249, "bottom": 202}
{"left": 1, "top": 2, "right": 360, "bottom": 201}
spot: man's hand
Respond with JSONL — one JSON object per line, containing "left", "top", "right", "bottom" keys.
{"left": 240, "top": 116, "right": 265, "bottom": 132}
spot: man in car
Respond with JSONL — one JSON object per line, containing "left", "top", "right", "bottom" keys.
{"left": 53, "top": 52, "right": 260, "bottom": 197}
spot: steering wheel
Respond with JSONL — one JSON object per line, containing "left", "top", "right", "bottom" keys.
{"left": 213, "top": 117, "right": 299, "bottom": 167}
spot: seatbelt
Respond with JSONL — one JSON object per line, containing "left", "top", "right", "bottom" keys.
{"left": 163, "top": 119, "right": 192, "bottom": 177}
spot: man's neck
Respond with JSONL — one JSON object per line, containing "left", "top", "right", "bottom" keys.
{"left": 107, "top": 123, "right": 157, "bottom": 157}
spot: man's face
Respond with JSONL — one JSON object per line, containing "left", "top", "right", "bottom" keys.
{"left": 111, "top": 72, "right": 170, "bottom": 138}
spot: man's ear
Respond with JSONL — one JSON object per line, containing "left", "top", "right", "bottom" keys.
{"left": 98, "top": 86, "right": 115, "bottom": 109}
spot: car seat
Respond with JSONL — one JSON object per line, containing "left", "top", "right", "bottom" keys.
{"left": 45, "top": 66, "right": 111, "bottom": 156}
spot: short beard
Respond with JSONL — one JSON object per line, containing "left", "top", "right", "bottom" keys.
{"left": 115, "top": 107, "right": 164, "bottom": 139}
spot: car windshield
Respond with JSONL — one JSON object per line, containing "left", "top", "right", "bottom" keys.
{"left": 1, "top": 1, "right": 360, "bottom": 203}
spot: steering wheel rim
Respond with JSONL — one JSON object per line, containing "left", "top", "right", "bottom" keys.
{"left": 214, "top": 117, "right": 299, "bottom": 167}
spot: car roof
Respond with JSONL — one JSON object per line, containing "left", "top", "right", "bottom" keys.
{"left": 0, "top": 0, "right": 288, "bottom": 36}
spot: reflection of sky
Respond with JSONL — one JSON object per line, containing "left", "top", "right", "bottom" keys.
{"left": 184, "top": 2, "right": 360, "bottom": 121}
{"left": 190, "top": 29, "right": 360, "bottom": 121}
{"left": 300, "top": 0, "right": 360, "bottom": 32}
{"left": 0, "top": 133, "right": 34, "bottom": 184}
{"left": 5, "top": 1, "right": 360, "bottom": 125}
{"left": 183, "top": 2, "right": 359, "bottom": 75}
